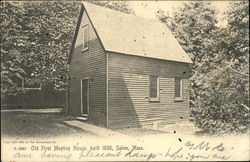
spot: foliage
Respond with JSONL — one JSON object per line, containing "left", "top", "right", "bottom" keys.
{"left": 87, "top": 0, "right": 135, "bottom": 14}
{"left": 158, "top": 1, "right": 249, "bottom": 134}
{"left": 192, "top": 57, "right": 249, "bottom": 134}
{"left": 1, "top": 2, "right": 27, "bottom": 95}
{"left": 1, "top": 1, "right": 81, "bottom": 95}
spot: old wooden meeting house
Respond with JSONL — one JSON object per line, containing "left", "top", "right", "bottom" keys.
{"left": 66, "top": 2, "right": 192, "bottom": 128}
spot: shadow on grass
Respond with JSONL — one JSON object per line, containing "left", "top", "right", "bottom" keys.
{"left": 1, "top": 111, "right": 93, "bottom": 138}
{"left": 194, "top": 130, "right": 208, "bottom": 136}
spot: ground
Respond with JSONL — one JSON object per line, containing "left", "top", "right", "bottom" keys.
{"left": 1, "top": 108, "right": 248, "bottom": 139}
{"left": 1, "top": 109, "right": 249, "bottom": 161}
{"left": 114, "top": 122, "right": 204, "bottom": 137}
{"left": 1, "top": 109, "right": 203, "bottom": 138}
{"left": 1, "top": 109, "right": 94, "bottom": 138}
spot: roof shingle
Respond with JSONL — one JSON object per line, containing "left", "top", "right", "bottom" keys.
{"left": 82, "top": 2, "right": 192, "bottom": 63}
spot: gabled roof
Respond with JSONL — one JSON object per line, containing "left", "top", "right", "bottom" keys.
{"left": 69, "top": 2, "right": 192, "bottom": 64}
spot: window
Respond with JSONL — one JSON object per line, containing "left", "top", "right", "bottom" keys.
{"left": 149, "top": 75, "right": 159, "bottom": 102}
{"left": 82, "top": 25, "right": 89, "bottom": 51}
{"left": 175, "top": 77, "right": 182, "bottom": 100}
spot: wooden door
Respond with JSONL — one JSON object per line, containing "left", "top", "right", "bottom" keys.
{"left": 81, "top": 79, "right": 89, "bottom": 115}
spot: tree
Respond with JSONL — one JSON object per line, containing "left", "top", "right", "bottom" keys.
{"left": 158, "top": 1, "right": 249, "bottom": 134}
{"left": 87, "top": 0, "right": 135, "bottom": 14}
{"left": 1, "top": 2, "right": 27, "bottom": 95}
{"left": 1, "top": 1, "right": 80, "bottom": 95}
{"left": 193, "top": 1, "right": 249, "bottom": 134}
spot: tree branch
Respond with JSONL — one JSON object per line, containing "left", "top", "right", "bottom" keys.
{"left": 227, "top": 66, "right": 249, "bottom": 77}
{"left": 241, "top": 104, "right": 249, "bottom": 110}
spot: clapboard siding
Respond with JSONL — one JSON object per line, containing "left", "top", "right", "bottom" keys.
{"left": 107, "top": 52, "right": 190, "bottom": 128}
{"left": 68, "top": 8, "right": 106, "bottom": 126}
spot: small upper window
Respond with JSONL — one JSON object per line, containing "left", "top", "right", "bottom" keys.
{"left": 82, "top": 24, "right": 89, "bottom": 51}
{"left": 149, "top": 75, "right": 159, "bottom": 102}
{"left": 174, "top": 77, "right": 182, "bottom": 99}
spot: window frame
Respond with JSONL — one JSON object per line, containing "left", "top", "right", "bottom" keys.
{"left": 174, "top": 77, "right": 183, "bottom": 101}
{"left": 149, "top": 75, "right": 160, "bottom": 102}
{"left": 82, "top": 24, "right": 89, "bottom": 51}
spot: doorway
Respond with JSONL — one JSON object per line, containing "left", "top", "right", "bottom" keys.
{"left": 81, "top": 78, "right": 89, "bottom": 115}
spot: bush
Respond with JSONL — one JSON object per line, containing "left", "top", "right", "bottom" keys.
{"left": 191, "top": 67, "right": 249, "bottom": 134}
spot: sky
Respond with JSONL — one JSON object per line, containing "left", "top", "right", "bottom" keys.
{"left": 128, "top": 1, "right": 230, "bottom": 27}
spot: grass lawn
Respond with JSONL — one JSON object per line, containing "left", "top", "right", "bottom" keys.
{"left": 1, "top": 110, "right": 94, "bottom": 138}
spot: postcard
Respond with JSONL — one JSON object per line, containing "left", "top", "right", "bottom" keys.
{"left": 1, "top": 1, "right": 249, "bottom": 161}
